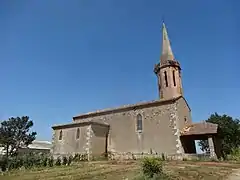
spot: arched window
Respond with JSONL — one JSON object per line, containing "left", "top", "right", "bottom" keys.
{"left": 172, "top": 70, "right": 176, "bottom": 86}
{"left": 184, "top": 117, "right": 187, "bottom": 123}
{"left": 76, "top": 128, "right": 80, "bottom": 139}
{"left": 136, "top": 114, "right": 143, "bottom": 131}
{"left": 59, "top": 130, "right": 62, "bottom": 140}
{"left": 164, "top": 71, "right": 168, "bottom": 87}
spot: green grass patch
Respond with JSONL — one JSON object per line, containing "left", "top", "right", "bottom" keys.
{"left": 1, "top": 160, "right": 240, "bottom": 180}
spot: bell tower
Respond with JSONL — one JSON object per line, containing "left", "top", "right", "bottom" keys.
{"left": 154, "top": 23, "right": 183, "bottom": 99}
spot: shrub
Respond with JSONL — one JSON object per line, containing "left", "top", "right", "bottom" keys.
{"left": 22, "top": 153, "right": 36, "bottom": 168}
{"left": 41, "top": 156, "right": 48, "bottom": 167}
{"left": 73, "top": 153, "right": 88, "bottom": 162}
{"left": 48, "top": 156, "right": 54, "bottom": 167}
{"left": 73, "top": 153, "right": 80, "bottom": 162}
{"left": 80, "top": 153, "right": 88, "bottom": 161}
{"left": 230, "top": 148, "right": 240, "bottom": 161}
{"left": 8, "top": 156, "right": 24, "bottom": 170}
{"left": 4, "top": 153, "right": 48, "bottom": 170}
{"left": 34, "top": 154, "right": 42, "bottom": 167}
{"left": 141, "top": 157, "right": 163, "bottom": 178}
{"left": 0, "top": 156, "right": 8, "bottom": 172}
{"left": 55, "top": 157, "right": 61, "bottom": 166}
{"left": 161, "top": 153, "right": 166, "bottom": 161}
{"left": 227, "top": 148, "right": 240, "bottom": 161}
{"left": 67, "top": 155, "right": 73, "bottom": 166}
{"left": 62, "top": 156, "right": 68, "bottom": 165}
{"left": 0, "top": 153, "right": 74, "bottom": 171}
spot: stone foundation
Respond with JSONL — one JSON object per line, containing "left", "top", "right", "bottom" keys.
{"left": 107, "top": 152, "right": 183, "bottom": 161}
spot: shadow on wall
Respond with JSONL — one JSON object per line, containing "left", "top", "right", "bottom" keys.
{"left": 91, "top": 124, "right": 110, "bottom": 156}
{"left": 91, "top": 124, "right": 109, "bottom": 137}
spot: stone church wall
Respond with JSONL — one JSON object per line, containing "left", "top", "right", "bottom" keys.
{"left": 176, "top": 97, "right": 192, "bottom": 130}
{"left": 91, "top": 124, "right": 109, "bottom": 156}
{"left": 73, "top": 100, "right": 187, "bottom": 156}
{"left": 52, "top": 125, "right": 89, "bottom": 157}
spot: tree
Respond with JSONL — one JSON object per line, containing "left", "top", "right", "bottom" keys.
{"left": 198, "top": 113, "right": 240, "bottom": 157}
{"left": 0, "top": 116, "right": 37, "bottom": 157}
{"left": 198, "top": 140, "right": 209, "bottom": 153}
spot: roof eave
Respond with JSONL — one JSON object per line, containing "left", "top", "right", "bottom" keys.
{"left": 73, "top": 96, "right": 183, "bottom": 120}
{"left": 52, "top": 121, "right": 110, "bottom": 130}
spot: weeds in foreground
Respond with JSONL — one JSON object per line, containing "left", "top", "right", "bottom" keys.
{"left": 140, "top": 157, "right": 171, "bottom": 179}
{"left": 227, "top": 148, "right": 240, "bottom": 161}
{"left": 0, "top": 153, "right": 75, "bottom": 172}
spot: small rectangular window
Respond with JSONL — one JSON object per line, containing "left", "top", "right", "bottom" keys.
{"left": 76, "top": 128, "right": 80, "bottom": 139}
{"left": 59, "top": 130, "right": 63, "bottom": 140}
{"left": 137, "top": 114, "right": 143, "bottom": 131}
{"left": 164, "top": 71, "right": 168, "bottom": 87}
{"left": 173, "top": 70, "right": 176, "bottom": 86}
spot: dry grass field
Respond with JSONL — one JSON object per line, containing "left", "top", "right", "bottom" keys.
{"left": 1, "top": 160, "right": 240, "bottom": 180}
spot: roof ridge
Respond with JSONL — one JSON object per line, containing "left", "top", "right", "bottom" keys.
{"left": 73, "top": 96, "right": 183, "bottom": 120}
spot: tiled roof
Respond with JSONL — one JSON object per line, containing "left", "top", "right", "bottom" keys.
{"left": 52, "top": 120, "right": 110, "bottom": 130}
{"left": 180, "top": 122, "right": 218, "bottom": 136}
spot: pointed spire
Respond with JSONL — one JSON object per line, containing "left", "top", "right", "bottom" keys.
{"left": 161, "top": 22, "right": 175, "bottom": 62}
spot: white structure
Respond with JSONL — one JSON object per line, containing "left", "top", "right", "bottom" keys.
{"left": 28, "top": 140, "right": 52, "bottom": 150}
{"left": 0, "top": 140, "right": 52, "bottom": 155}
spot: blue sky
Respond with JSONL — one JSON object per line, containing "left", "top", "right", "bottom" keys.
{"left": 0, "top": 0, "right": 239, "bottom": 144}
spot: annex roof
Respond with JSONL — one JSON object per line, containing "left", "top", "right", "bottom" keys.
{"left": 73, "top": 96, "right": 189, "bottom": 120}
{"left": 180, "top": 122, "right": 218, "bottom": 136}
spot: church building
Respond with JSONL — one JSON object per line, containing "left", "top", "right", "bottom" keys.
{"left": 52, "top": 23, "right": 220, "bottom": 159}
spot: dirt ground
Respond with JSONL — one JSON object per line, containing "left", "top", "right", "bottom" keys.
{"left": 227, "top": 168, "right": 240, "bottom": 180}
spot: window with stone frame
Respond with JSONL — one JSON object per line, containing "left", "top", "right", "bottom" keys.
{"left": 59, "top": 130, "right": 63, "bottom": 140}
{"left": 136, "top": 114, "right": 143, "bottom": 132}
{"left": 184, "top": 117, "right": 187, "bottom": 124}
{"left": 76, "top": 128, "right": 80, "bottom": 139}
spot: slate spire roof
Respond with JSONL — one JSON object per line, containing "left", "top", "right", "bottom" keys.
{"left": 160, "top": 22, "right": 175, "bottom": 63}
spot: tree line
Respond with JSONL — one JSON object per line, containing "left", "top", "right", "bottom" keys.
{"left": 198, "top": 113, "right": 240, "bottom": 159}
